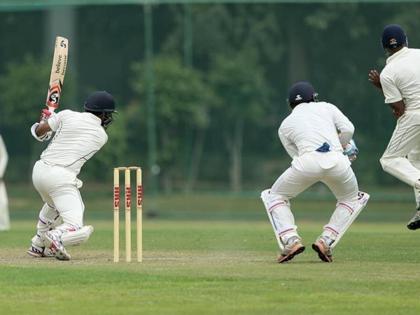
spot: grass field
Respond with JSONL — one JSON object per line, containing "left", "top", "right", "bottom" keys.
{"left": 1, "top": 184, "right": 420, "bottom": 314}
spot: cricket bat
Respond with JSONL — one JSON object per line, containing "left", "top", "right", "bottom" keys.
{"left": 45, "top": 36, "right": 68, "bottom": 112}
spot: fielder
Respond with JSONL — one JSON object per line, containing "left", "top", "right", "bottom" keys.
{"left": 0, "top": 134, "right": 10, "bottom": 230}
{"left": 369, "top": 24, "right": 420, "bottom": 230}
{"left": 261, "top": 81, "right": 369, "bottom": 263}
{"left": 27, "top": 91, "right": 116, "bottom": 260}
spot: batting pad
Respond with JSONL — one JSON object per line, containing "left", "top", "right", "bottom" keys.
{"left": 330, "top": 191, "right": 370, "bottom": 249}
{"left": 61, "top": 225, "right": 94, "bottom": 247}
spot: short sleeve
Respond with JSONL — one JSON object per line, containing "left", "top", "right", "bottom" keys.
{"left": 47, "top": 111, "right": 64, "bottom": 132}
{"left": 278, "top": 125, "right": 298, "bottom": 158}
{"left": 380, "top": 72, "right": 402, "bottom": 104}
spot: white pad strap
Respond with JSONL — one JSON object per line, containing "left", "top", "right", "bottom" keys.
{"left": 329, "top": 191, "right": 370, "bottom": 249}
{"left": 61, "top": 225, "right": 94, "bottom": 246}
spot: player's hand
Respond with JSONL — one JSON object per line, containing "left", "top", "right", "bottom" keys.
{"left": 389, "top": 101, "right": 406, "bottom": 119}
{"left": 368, "top": 69, "right": 382, "bottom": 89}
{"left": 343, "top": 139, "right": 359, "bottom": 163}
{"left": 40, "top": 109, "right": 52, "bottom": 121}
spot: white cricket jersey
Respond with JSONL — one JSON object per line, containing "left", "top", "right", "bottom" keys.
{"left": 40, "top": 110, "right": 108, "bottom": 175}
{"left": 380, "top": 47, "right": 420, "bottom": 112}
{"left": 279, "top": 101, "right": 354, "bottom": 158}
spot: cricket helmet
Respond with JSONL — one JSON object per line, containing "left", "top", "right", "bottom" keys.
{"left": 84, "top": 91, "right": 116, "bottom": 113}
{"left": 382, "top": 24, "right": 407, "bottom": 49}
{"left": 288, "top": 81, "right": 318, "bottom": 108}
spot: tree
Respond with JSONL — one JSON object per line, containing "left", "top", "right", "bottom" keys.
{"left": 0, "top": 56, "right": 75, "bottom": 179}
{"left": 131, "top": 55, "right": 214, "bottom": 191}
{"left": 209, "top": 51, "right": 270, "bottom": 192}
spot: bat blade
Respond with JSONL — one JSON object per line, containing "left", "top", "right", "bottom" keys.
{"left": 45, "top": 36, "right": 68, "bottom": 111}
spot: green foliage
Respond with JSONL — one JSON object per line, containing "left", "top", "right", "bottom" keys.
{"left": 131, "top": 56, "right": 214, "bottom": 181}
{"left": 0, "top": 56, "right": 49, "bottom": 127}
{"left": 209, "top": 51, "right": 270, "bottom": 122}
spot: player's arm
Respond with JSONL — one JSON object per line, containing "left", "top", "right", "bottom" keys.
{"left": 35, "top": 121, "right": 52, "bottom": 137}
{"left": 30, "top": 109, "right": 57, "bottom": 142}
{"left": 278, "top": 128, "right": 298, "bottom": 158}
{"left": 330, "top": 105, "right": 355, "bottom": 147}
{"left": 379, "top": 73, "right": 406, "bottom": 119}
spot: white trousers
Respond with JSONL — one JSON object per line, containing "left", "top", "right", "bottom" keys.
{"left": 380, "top": 112, "right": 420, "bottom": 192}
{"left": 32, "top": 160, "right": 84, "bottom": 235}
{"left": 267, "top": 151, "right": 359, "bottom": 242}
{"left": 0, "top": 180, "right": 10, "bottom": 230}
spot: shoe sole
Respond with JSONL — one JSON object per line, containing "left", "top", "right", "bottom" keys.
{"left": 277, "top": 245, "right": 305, "bottom": 263}
{"left": 27, "top": 250, "right": 43, "bottom": 258}
{"left": 312, "top": 243, "right": 332, "bottom": 263}
{"left": 407, "top": 220, "right": 420, "bottom": 230}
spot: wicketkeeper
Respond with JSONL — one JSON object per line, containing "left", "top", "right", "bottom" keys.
{"left": 28, "top": 91, "right": 116, "bottom": 260}
{"left": 261, "top": 81, "right": 369, "bottom": 263}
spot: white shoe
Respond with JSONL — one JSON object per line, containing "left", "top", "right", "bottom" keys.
{"left": 27, "top": 242, "right": 55, "bottom": 258}
{"left": 312, "top": 237, "right": 333, "bottom": 262}
{"left": 27, "top": 244, "right": 46, "bottom": 258}
{"left": 277, "top": 236, "right": 305, "bottom": 263}
{"left": 44, "top": 231, "right": 71, "bottom": 261}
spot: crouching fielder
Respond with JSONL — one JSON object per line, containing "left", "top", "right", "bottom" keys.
{"left": 28, "top": 91, "right": 116, "bottom": 260}
{"left": 261, "top": 81, "right": 369, "bottom": 263}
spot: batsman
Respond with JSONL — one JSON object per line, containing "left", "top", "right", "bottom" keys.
{"left": 28, "top": 91, "right": 116, "bottom": 260}
{"left": 261, "top": 81, "right": 369, "bottom": 263}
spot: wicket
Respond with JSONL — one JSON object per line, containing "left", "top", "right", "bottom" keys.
{"left": 113, "top": 166, "right": 143, "bottom": 262}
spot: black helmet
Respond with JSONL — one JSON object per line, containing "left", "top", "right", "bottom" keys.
{"left": 84, "top": 91, "right": 116, "bottom": 113}
{"left": 288, "top": 81, "right": 318, "bottom": 108}
{"left": 382, "top": 24, "right": 407, "bottom": 50}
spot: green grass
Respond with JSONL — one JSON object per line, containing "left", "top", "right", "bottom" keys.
{"left": 1, "top": 184, "right": 420, "bottom": 314}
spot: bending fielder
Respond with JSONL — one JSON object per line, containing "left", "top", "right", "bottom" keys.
{"left": 28, "top": 91, "right": 116, "bottom": 260}
{"left": 261, "top": 81, "right": 369, "bottom": 263}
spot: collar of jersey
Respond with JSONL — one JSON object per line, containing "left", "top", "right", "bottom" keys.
{"left": 87, "top": 112, "right": 102, "bottom": 125}
{"left": 386, "top": 46, "right": 409, "bottom": 64}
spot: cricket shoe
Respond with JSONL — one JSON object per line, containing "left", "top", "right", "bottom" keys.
{"left": 27, "top": 244, "right": 55, "bottom": 258}
{"left": 277, "top": 236, "right": 305, "bottom": 263}
{"left": 312, "top": 237, "right": 333, "bottom": 263}
{"left": 407, "top": 210, "right": 420, "bottom": 230}
{"left": 43, "top": 231, "right": 71, "bottom": 261}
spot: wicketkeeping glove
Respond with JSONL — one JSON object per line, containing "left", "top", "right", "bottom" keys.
{"left": 343, "top": 139, "right": 359, "bottom": 162}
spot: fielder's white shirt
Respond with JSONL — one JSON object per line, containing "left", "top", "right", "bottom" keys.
{"left": 279, "top": 101, "right": 354, "bottom": 158}
{"left": 40, "top": 110, "right": 108, "bottom": 175}
{"left": 380, "top": 47, "right": 420, "bottom": 112}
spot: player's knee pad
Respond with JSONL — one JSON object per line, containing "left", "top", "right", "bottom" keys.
{"left": 328, "top": 191, "right": 370, "bottom": 249}
{"left": 336, "top": 191, "right": 370, "bottom": 213}
{"left": 61, "top": 225, "right": 94, "bottom": 247}
{"left": 260, "top": 189, "right": 289, "bottom": 212}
